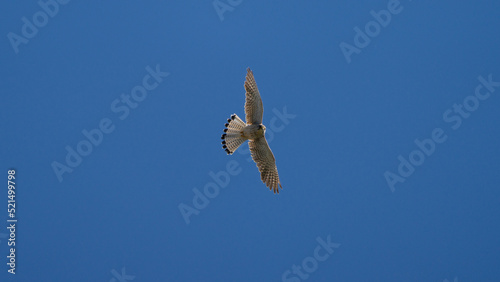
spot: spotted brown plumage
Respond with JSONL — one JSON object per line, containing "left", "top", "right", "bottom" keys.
{"left": 220, "top": 68, "right": 283, "bottom": 193}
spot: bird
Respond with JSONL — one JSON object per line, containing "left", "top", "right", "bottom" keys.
{"left": 221, "top": 68, "right": 283, "bottom": 193}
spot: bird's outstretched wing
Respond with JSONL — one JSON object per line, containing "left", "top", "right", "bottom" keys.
{"left": 249, "top": 137, "right": 282, "bottom": 193}
{"left": 244, "top": 68, "right": 264, "bottom": 125}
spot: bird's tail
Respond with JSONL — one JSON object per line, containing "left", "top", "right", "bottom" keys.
{"left": 221, "top": 114, "right": 247, "bottom": 154}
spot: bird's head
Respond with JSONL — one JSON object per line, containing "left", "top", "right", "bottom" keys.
{"left": 260, "top": 125, "right": 266, "bottom": 133}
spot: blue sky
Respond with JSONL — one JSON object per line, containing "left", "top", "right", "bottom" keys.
{"left": 1, "top": 1, "right": 500, "bottom": 281}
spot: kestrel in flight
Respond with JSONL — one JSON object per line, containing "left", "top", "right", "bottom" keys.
{"left": 220, "top": 68, "right": 283, "bottom": 193}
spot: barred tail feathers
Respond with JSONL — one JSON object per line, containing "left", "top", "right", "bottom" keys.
{"left": 221, "top": 114, "right": 247, "bottom": 154}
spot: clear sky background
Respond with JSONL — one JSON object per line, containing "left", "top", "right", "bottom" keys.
{"left": 1, "top": 1, "right": 499, "bottom": 281}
